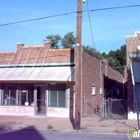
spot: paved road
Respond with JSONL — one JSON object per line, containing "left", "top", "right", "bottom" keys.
{"left": 0, "top": 129, "right": 139, "bottom": 140}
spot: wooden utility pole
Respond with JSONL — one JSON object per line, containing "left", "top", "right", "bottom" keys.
{"left": 74, "top": 0, "right": 83, "bottom": 130}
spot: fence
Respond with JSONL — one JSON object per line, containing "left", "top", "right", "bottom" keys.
{"left": 102, "top": 99, "right": 127, "bottom": 119}
{"left": 83, "top": 97, "right": 101, "bottom": 118}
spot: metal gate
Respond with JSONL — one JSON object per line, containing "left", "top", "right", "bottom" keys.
{"left": 102, "top": 99, "right": 127, "bottom": 119}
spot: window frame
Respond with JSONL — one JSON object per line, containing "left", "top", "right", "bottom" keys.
{"left": 48, "top": 84, "right": 67, "bottom": 108}
{"left": 1, "top": 83, "right": 34, "bottom": 106}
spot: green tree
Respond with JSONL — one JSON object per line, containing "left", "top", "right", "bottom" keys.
{"left": 103, "top": 45, "right": 126, "bottom": 74}
{"left": 61, "top": 32, "right": 76, "bottom": 48}
{"left": 83, "top": 46, "right": 103, "bottom": 60}
{"left": 45, "top": 34, "right": 61, "bottom": 49}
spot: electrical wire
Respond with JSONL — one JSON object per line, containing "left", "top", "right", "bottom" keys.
{"left": 86, "top": 0, "right": 95, "bottom": 49}
{"left": 0, "top": 4, "right": 140, "bottom": 26}
{"left": 0, "top": 12, "right": 77, "bottom": 26}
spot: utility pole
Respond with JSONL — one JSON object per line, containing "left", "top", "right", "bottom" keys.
{"left": 74, "top": 0, "right": 83, "bottom": 130}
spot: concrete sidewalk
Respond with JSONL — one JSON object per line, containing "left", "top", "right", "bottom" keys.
{"left": 0, "top": 115, "right": 138, "bottom": 134}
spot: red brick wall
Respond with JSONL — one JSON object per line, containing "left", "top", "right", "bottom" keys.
{"left": 0, "top": 52, "right": 15, "bottom": 64}
{"left": 0, "top": 42, "right": 75, "bottom": 64}
{"left": 82, "top": 51, "right": 101, "bottom": 117}
{"left": 81, "top": 51, "right": 124, "bottom": 117}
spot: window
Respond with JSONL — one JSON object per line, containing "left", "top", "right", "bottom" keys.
{"left": 3, "top": 84, "right": 16, "bottom": 105}
{"left": 1, "top": 83, "right": 34, "bottom": 106}
{"left": 48, "top": 84, "right": 66, "bottom": 107}
{"left": 92, "top": 86, "right": 95, "bottom": 95}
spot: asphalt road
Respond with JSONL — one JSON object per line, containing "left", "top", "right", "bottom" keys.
{"left": 0, "top": 129, "right": 139, "bottom": 140}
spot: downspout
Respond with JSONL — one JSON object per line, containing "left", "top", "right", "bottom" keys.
{"left": 100, "top": 61, "right": 105, "bottom": 118}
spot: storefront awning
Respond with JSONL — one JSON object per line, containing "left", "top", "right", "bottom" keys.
{"left": 0, "top": 66, "right": 75, "bottom": 82}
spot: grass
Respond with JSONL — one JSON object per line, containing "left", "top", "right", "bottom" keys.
{"left": 80, "top": 126, "right": 87, "bottom": 130}
{"left": 47, "top": 124, "right": 53, "bottom": 130}
{"left": 98, "top": 117, "right": 111, "bottom": 122}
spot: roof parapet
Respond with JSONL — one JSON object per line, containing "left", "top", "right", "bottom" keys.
{"left": 17, "top": 43, "right": 24, "bottom": 50}
{"left": 126, "top": 31, "right": 140, "bottom": 38}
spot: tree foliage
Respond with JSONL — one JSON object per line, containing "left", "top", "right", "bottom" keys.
{"left": 103, "top": 45, "right": 126, "bottom": 74}
{"left": 83, "top": 46, "right": 103, "bottom": 60}
{"left": 62, "top": 32, "right": 76, "bottom": 48}
{"left": 45, "top": 34, "right": 61, "bottom": 49}
{"left": 45, "top": 32, "right": 75, "bottom": 49}
{"left": 44, "top": 32, "right": 126, "bottom": 74}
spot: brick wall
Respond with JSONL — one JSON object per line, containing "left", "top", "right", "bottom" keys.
{"left": 125, "top": 31, "right": 140, "bottom": 110}
{"left": 47, "top": 107, "right": 69, "bottom": 118}
{"left": 0, "top": 106, "right": 34, "bottom": 116}
{"left": 82, "top": 51, "right": 124, "bottom": 117}
{"left": 0, "top": 42, "right": 75, "bottom": 64}
{"left": 0, "top": 52, "right": 15, "bottom": 64}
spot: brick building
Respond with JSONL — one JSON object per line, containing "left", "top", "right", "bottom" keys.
{"left": 0, "top": 42, "right": 124, "bottom": 120}
{"left": 125, "top": 31, "right": 140, "bottom": 119}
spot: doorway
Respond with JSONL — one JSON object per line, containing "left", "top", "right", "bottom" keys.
{"left": 36, "top": 87, "right": 47, "bottom": 115}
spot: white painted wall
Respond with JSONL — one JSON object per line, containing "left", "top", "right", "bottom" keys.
{"left": 0, "top": 106, "right": 34, "bottom": 116}
{"left": 128, "top": 111, "right": 140, "bottom": 120}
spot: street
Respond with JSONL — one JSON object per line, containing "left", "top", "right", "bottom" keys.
{"left": 0, "top": 129, "right": 139, "bottom": 140}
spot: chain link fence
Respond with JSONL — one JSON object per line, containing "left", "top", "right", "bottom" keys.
{"left": 102, "top": 99, "right": 127, "bottom": 119}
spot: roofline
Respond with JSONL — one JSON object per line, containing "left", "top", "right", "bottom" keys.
{"left": 0, "top": 62, "right": 75, "bottom": 68}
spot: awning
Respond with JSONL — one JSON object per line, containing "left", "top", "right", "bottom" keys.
{"left": 0, "top": 66, "right": 75, "bottom": 82}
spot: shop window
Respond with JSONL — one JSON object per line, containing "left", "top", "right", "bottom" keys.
{"left": 3, "top": 84, "right": 16, "bottom": 105}
{"left": 48, "top": 84, "right": 66, "bottom": 107}
{"left": 2, "top": 83, "right": 34, "bottom": 106}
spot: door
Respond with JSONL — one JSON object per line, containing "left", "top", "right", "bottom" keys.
{"left": 36, "top": 87, "right": 47, "bottom": 115}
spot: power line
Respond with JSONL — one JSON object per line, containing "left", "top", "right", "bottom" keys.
{"left": 86, "top": 0, "right": 96, "bottom": 49}
{"left": 0, "top": 4, "right": 140, "bottom": 26}
{"left": 0, "top": 12, "right": 77, "bottom": 26}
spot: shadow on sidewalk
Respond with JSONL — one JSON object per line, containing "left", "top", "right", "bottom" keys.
{"left": 0, "top": 126, "right": 46, "bottom": 140}
{"left": 110, "top": 116, "right": 138, "bottom": 130}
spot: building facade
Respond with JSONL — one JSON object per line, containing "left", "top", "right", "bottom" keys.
{"left": 125, "top": 31, "right": 140, "bottom": 120}
{"left": 0, "top": 42, "right": 124, "bottom": 119}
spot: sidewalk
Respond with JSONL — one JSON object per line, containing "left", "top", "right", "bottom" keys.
{"left": 0, "top": 115, "right": 138, "bottom": 134}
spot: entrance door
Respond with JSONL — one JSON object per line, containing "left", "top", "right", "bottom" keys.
{"left": 36, "top": 87, "right": 47, "bottom": 115}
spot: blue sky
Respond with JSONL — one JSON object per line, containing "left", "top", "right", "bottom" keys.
{"left": 0, "top": 0, "right": 140, "bottom": 53}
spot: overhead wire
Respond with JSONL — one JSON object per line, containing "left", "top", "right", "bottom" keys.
{"left": 86, "top": 0, "right": 95, "bottom": 49}
{"left": 0, "top": 4, "right": 140, "bottom": 26}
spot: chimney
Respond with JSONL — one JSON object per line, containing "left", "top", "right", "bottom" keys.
{"left": 44, "top": 41, "right": 52, "bottom": 49}
{"left": 102, "top": 59, "right": 108, "bottom": 65}
{"left": 17, "top": 43, "right": 24, "bottom": 50}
